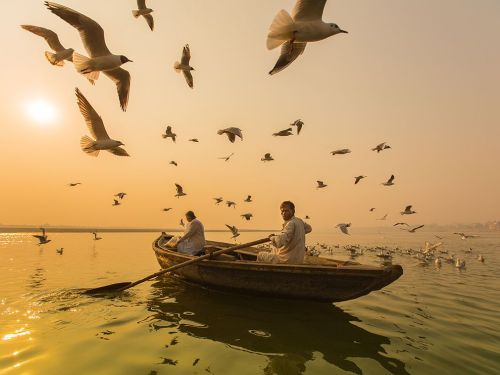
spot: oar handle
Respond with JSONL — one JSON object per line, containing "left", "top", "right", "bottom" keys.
{"left": 117, "top": 237, "right": 271, "bottom": 292}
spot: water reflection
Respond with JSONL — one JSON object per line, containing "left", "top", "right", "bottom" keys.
{"left": 147, "top": 277, "right": 409, "bottom": 375}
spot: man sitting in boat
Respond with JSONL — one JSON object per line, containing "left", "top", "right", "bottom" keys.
{"left": 257, "top": 201, "right": 312, "bottom": 264}
{"left": 176, "top": 211, "right": 206, "bottom": 255}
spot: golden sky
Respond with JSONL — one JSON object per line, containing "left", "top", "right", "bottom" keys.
{"left": 1, "top": 0, "right": 499, "bottom": 230}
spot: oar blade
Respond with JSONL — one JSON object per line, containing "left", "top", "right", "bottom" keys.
{"left": 83, "top": 282, "right": 132, "bottom": 295}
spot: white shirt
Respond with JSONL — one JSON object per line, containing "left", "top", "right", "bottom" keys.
{"left": 269, "top": 216, "right": 312, "bottom": 264}
{"left": 178, "top": 218, "right": 206, "bottom": 255}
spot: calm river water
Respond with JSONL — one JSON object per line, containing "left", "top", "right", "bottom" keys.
{"left": 0, "top": 230, "right": 499, "bottom": 374}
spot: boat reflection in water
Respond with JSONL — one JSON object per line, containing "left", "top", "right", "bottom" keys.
{"left": 147, "top": 277, "right": 409, "bottom": 375}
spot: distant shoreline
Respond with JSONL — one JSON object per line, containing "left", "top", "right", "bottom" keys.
{"left": 0, "top": 226, "right": 276, "bottom": 234}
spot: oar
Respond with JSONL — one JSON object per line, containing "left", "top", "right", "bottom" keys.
{"left": 83, "top": 237, "right": 271, "bottom": 295}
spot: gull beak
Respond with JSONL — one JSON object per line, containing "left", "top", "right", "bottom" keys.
{"left": 339, "top": 29, "right": 348, "bottom": 34}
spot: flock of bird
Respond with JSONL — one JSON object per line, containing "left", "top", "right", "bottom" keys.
{"left": 22, "top": 1, "right": 482, "bottom": 259}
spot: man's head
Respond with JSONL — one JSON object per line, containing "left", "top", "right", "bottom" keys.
{"left": 185, "top": 211, "right": 196, "bottom": 222}
{"left": 280, "top": 201, "right": 295, "bottom": 221}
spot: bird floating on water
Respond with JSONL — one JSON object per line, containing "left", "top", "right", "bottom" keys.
{"left": 454, "top": 232, "right": 479, "bottom": 240}
{"left": 76, "top": 88, "right": 129, "bottom": 157}
{"left": 132, "top": 0, "right": 154, "bottom": 31}
{"left": 45, "top": 1, "right": 132, "bottom": 111}
{"left": 217, "top": 128, "right": 243, "bottom": 143}
{"left": 174, "top": 44, "right": 194, "bottom": 88}
{"left": 92, "top": 231, "right": 102, "bottom": 240}
{"left": 267, "top": 0, "right": 348, "bottom": 75}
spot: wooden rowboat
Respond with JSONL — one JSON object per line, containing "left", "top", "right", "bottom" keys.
{"left": 152, "top": 234, "right": 403, "bottom": 303}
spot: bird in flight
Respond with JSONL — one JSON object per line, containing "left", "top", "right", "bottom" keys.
{"left": 336, "top": 223, "right": 351, "bottom": 235}
{"left": 33, "top": 228, "right": 51, "bottom": 245}
{"left": 403, "top": 225, "right": 425, "bottom": 233}
{"left": 316, "top": 180, "right": 327, "bottom": 189}
{"left": 331, "top": 149, "right": 351, "bottom": 156}
{"left": 273, "top": 128, "right": 294, "bottom": 137}
{"left": 382, "top": 174, "right": 395, "bottom": 186}
{"left": 175, "top": 184, "right": 187, "bottom": 198}
{"left": 45, "top": 1, "right": 132, "bottom": 111}
{"left": 162, "top": 126, "right": 176, "bottom": 142}
{"left": 261, "top": 153, "right": 274, "bottom": 162}
{"left": 354, "top": 176, "right": 366, "bottom": 185}
{"left": 244, "top": 195, "right": 253, "bottom": 203}
{"left": 75, "top": 88, "right": 129, "bottom": 157}
{"left": 112, "top": 199, "right": 121, "bottom": 206}
{"left": 290, "top": 119, "right": 304, "bottom": 134}
{"left": 241, "top": 213, "right": 253, "bottom": 221}
{"left": 174, "top": 44, "right": 195, "bottom": 88}
{"left": 162, "top": 208, "right": 172, "bottom": 212}
{"left": 267, "top": 0, "right": 348, "bottom": 75}
{"left": 169, "top": 161, "right": 178, "bottom": 167}
{"left": 68, "top": 182, "right": 82, "bottom": 187}
{"left": 400, "top": 205, "right": 416, "bottom": 215}
{"left": 218, "top": 128, "right": 243, "bottom": 143}
{"left": 213, "top": 197, "right": 223, "bottom": 205}
{"left": 378, "top": 214, "right": 388, "bottom": 220}
{"left": 132, "top": 0, "right": 154, "bottom": 31}
{"left": 218, "top": 153, "right": 235, "bottom": 162}
{"left": 226, "top": 201, "right": 237, "bottom": 208}
{"left": 115, "top": 192, "right": 127, "bottom": 199}
{"left": 188, "top": 138, "right": 199, "bottom": 143}
{"left": 372, "top": 142, "right": 391, "bottom": 153}
{"left": 226, "top": 224, "right": 240, "bottom": 239}
{"left": 393, "top": 222, "right": 409, "bottom": 227}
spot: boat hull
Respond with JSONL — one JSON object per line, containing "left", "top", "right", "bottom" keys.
{"left": 152, "top": 234, "right": 403, "bottom": 303}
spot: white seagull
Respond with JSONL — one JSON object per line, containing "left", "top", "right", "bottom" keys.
{"left": 267, "top": 0, "right": 348, "bottom": 75}
{"left": 335, "top": 223, "right": 351, "bottom": 235}
{"left": 382, "top": 174, "right": 395, "bottom": 186}
{"left": 261, "top": 153, "right": 274, "bottom": 162}
{"left": 45, "top": 1, "right": 132, "bottom": 111}
{"left": 174, "top": 44, "right": 194, "bottom": 88}
{"left": 400, "top": 205, "right": 416, "bottom": 215}
{"left": 76, "top": 88, "right": 129, "bottom": 157}
{"left": 217, "top": 127, "right": 243, "bottom": 143}
{"left": 290, "top": 119, "right": 304, "bottom": 134}
{"left": 174, "top": 184, "right": 186, "bottom": 198}
{"left": 132, "top": 0, "right": 154, "bottom": 31}
{"left": 331, "top": 149, "right": 351, "bottom": 156}
{"left": 226, "top": 224, "right": 240, "bottom": 239}
{"left": 21, "top": 25, "right": 74, "bottom": 67}
{"left": 162, "top": 126, "right": 176, "bottom": 142}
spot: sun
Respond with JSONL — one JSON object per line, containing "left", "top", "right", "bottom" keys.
{"left": 25, "top": 99, "right": 58, "bottom": 125}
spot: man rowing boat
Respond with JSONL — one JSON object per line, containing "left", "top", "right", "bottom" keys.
{"left": 257, "top": 201, "right": 312, "bottom": 264}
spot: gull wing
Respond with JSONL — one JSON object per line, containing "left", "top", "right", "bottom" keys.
{"left": 292, "top": 0, "right": 327, "bottom": 21}
{"left": 107, "top": 147, "right": 130, "bottom": 157}
{"left": 269, "top": 41, "right": 307, "bottom": 75}
{"left": 181, "top": 44, "right": 191, "bottom": 65}
{"left": 388, "top": 174, "right": 395, "bottom": 183}
{"left": 21, "top": 25, "right": 65, "bottom": 52}
{"left": 103, "top": 68, "right": 131, "bottom": 111}
{"left": 137, "top": 0, "right": 147, "bottom": 9}
{"left": 33, "top": 235, "right": 45, "bottom": 241}
{"left": 405, "top": 205, "right": 412, "bottom": 211}
{"left": 45, "top": 1, "right": 111, "bottom": 57}
{"left": 183, "top": 70, "right": 193, "bottom": 88}
{"left": 175, "top": 184, "right": 183, "bottom": 194}
{"left": 296, "top": 121, "right": 303, "bottom": 134}
{"left": 144, "top": 14, "right": 154, "bottom": 31}
{"left": 75, "top": 88, "right": 110, "bottom": 140}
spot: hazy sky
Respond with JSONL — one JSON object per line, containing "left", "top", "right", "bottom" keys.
{"left": 1, "top": 0, "right": 499, "bottom": 231}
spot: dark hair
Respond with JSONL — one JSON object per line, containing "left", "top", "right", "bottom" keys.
{"left": 185, "top": 211, "right": 196, "bottom": 220}
{"left": 280, "top": 201, "right": 295, "bottom": 212}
